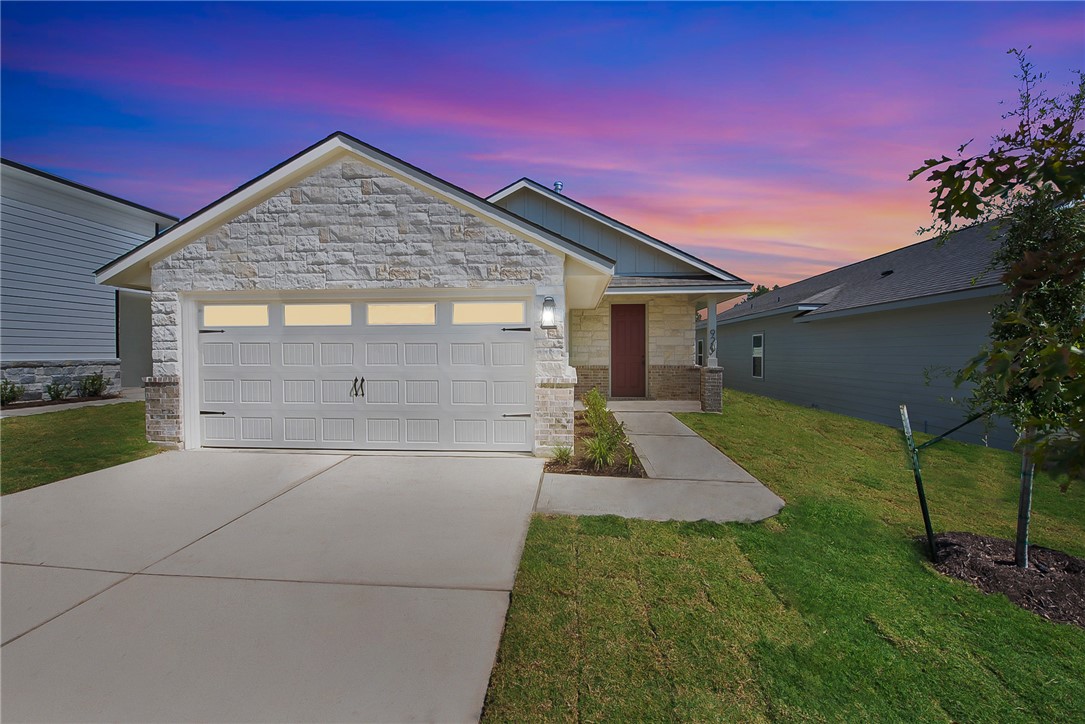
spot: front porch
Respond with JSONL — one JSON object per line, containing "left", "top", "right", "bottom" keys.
{"left": 566, "top": 292, "right": 730, "bottom": 413}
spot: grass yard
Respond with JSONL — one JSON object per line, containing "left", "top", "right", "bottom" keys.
{"left": 484, "top": 390, "right": 1085, "bottom": 722}
{"left": 1, "top": 402, "right": 160, "bottom": 495}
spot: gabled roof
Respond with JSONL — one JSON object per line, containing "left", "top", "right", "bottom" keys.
{"left": 95, "top": 132, "right": 615, "bottom": 303}
{"left": 2, "top": 157, "right": 178, "bottom": 222}
{"left": 487, "top": 177, "right": 748, "bottom": 284}
{"left": 717, "top": 222, "right": 1005, "bottom": 324}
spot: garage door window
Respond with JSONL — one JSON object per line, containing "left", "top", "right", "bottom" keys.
{"left": 367, "top": 303, "right": 436, "bottom": 326}
{"left": 284, "top": 304, "right": 352, "bottom": 326}
{"left": 452, "top": 301, "right": 524, "bottom": 325}
{"left": 203, "top": 304, "right": 269, "bottom": 327}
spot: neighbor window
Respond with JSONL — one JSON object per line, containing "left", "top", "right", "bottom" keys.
{"left": 752, "top": 333, "right": 764, "bottom": 378}
{"left": 203, "top": 304, "right": 269, "bottom": 327}
{"left": 367, "top": 303, "right": 436, "bottom": 326}
{"left": 696, "top": 339, "right": 704, "bottom": 367}
{"left": 452, "top": 301, "right": 525, "bottom": 325}
{"left": 284, "top": 303, "right": 352, "bottom": 326}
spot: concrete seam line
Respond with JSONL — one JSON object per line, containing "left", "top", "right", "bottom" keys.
{"left": 1, "top": 571, "right": 137, "bottom": 648}
{"left": 0, "top": 456, "right": 352, "bottom": 649}
{"left": 125, "top": 571, "right": 512, "bottom": 593}
{"left": 134, "top": 455, "right": 352, "bottom": 576}
{"left": 532, "top": 467, "right": 545, "bottom": 512}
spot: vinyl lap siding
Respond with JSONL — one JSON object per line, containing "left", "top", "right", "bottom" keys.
{"left": 714, "top": 296, "right": 1017, "bottom": 449}
{"left": 1, "top": 176, "right": 162, "bottom": 360}
{"left": 495, "top": 188, "right": 694, "bottom": 275}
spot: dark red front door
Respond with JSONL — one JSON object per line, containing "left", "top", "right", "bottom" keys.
{"left": 611, "top": 304, "right": 646, "bottom": 397}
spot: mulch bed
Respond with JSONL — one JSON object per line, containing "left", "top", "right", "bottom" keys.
{"left": 544, "top": 410, "right": 646, "bottom": 478}
{"left": 933, "top": 531, "right": 1085, "bottom": 628}
{"left": 1, "top": 394, "right": 121, "bottom": 410}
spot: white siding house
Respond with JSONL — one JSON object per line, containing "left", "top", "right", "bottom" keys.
{"left": 1, "top": 159, "right": 176, "bottom": 399}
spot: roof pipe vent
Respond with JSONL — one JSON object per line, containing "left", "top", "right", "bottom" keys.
{"left": 881, "top": 269, "right": 894, "bottom": 277}
{"left": 553, "top": 181, "right": 564, "bottom": 193}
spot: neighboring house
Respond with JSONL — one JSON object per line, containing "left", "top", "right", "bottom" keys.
{"left": 699, "top": 223, "right": 1017, "bottom": 449}
{"left": 96, "top": 132, "right": 750, "bottom": 454}
{"left": 1, "top": 159, "right": 177, "bottom": 399}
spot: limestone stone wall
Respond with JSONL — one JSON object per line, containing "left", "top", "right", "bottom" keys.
{"left": 0, "top": 360, "right": 121, "bottom": 401}
{"left": 149, "top": 157, "right": 576, "bottom": 452}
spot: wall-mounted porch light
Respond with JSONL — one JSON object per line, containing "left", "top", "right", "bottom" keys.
{"left": 541, "top": 296, "right": 558, "bottom": 329}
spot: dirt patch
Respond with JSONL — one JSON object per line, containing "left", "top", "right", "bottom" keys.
{"left": 1, "top": 394, "right": 121, "bottom": 410}
{"left": 933, "top": 531, "right": 1085, "bottom": 628}
{"left": 545, "top": 410, "right": 646, "bottom": 478}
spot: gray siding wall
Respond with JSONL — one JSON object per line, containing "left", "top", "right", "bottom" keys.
{"left": 495, "top": 188, "right": 697, "bottom": 276}
{"left": 706, "top": 296, "right": 1017, "bottom": 449}
{"left": 0, "top": 167, "right": 170, "bottom": 361}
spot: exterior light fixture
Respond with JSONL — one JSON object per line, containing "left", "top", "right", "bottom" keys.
{"left": 541, "top": 296, "right": 558, "bottom": 329}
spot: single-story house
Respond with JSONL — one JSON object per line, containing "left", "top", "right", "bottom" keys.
{"left": 699, "top": 223, "right": 1017, "bottom": 448}
{"left": 96, "top": 132, "right": 750, "bottom": 454}
{"left": 1, "top": 159, "right": 177, "bottom": 398}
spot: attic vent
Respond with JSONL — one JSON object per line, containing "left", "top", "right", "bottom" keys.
{"left": 880, "top": 270, "right": 894, "bottom": 277}
{"left": 553, "top": 181, "right": 564, "bottom": 193}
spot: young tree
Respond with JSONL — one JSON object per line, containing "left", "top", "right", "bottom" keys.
{"left": 910, "top": 50, "right": 1085, "bottom": 568}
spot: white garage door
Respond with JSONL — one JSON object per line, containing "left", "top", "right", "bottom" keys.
{"left": 196, "top": 299, "right": 535, "bottom": 451}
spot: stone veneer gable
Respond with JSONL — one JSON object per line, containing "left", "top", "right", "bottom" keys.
{"left": 148, "top": 157, "right": 575, "bottom": 452}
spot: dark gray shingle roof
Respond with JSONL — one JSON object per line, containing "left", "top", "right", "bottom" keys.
{"left": 718, "top": 223, "right": 1005, "bottom": 322}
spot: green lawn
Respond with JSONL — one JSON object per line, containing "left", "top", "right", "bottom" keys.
{"left": 1, "top": 402, "right": 160, "bottom": 495}
{"left": 483, "top": 390, "right": 1085, "bottom": 722}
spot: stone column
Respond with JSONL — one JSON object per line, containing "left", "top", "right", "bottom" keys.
{"left": 705, "top": 296, "right": 719, "bottom": 368}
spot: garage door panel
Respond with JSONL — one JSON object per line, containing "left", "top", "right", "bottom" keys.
{"left": 198, "top": 299, "right": 534, "bottom": 451}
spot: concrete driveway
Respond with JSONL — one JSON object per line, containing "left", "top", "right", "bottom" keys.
{"left": 1, "top": 451, "right": 543, "bottom": 723}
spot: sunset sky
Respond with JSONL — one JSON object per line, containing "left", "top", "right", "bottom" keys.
{"left": 2, "top": 2, "right": 1082, "bottom": 287}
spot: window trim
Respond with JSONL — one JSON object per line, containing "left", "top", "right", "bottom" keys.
{"left": 752, "top": 333, "right": 764, "bottom": 379}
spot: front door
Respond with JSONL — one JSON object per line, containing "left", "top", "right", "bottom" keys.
{"left": 611, "top": 304, "right": 646, "bottom": 397}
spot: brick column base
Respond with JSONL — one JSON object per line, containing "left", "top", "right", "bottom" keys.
{"left": 535, "top": 381, "right": 575, "bottom": 456}
{"left": 144, "top": 376, "right": 183, "bottom": 447}
{"left": 700, "top": 366, "right": 723, "bottom": 413}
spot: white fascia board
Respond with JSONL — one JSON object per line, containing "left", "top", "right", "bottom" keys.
{"left": 792, "top": 284, "right": 1004, "bottom": 323}
{"left": 488, "top": 179, "right": 741, "bottom": 282}
{"left": 96, "top": 135, "right": 615, "bottom": 290}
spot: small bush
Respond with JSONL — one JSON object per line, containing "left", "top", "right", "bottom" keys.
{"left": 583, "top": 435, "right": 619, "bottom": 470}
{"left": 44, "top": 381, "right": 74, "bottom": 401}
{"left": 1, "top": 379, "right": 26, "bottom": 405}
{"left": 582, "top": 387, "right": 609, "bottom": 433}
{"left": 623, "top": 444, "right": 638, "bottom": 472}
{"left": 552, "top": 446, "right": 573, "bottom": 465}
{"left": 78, "top": 373, "right": 109, "bottom": 398}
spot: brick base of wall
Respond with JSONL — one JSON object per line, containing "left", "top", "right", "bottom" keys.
{"left": 144, "top": 376, "right": 182, "bottom": 447}
{"left": 700, "top": 366, "right": 723, "bottom": 413}
{"left": 649, "top": 365, "right": 700, "bottom": 400}
{"left": 573, "top": 365, "right": 609, "bottom": 400}
{"left": 1, "top": 360, "right": 121, "bottom": 401}
{"left": 535, "top": 382, "right": 575, "bottom": 455}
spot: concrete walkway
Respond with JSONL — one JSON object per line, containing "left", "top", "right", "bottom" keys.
{"left": 537, "top": 411, "right": 784, "bottom": 523}
{"left": 0, "top": 387, "right": 144, "bottom": 418}
{"left": 2, "top": 451, "right": 543, "bottom": 723}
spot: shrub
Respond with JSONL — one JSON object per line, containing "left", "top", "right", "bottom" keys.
{"left": 583, "top": 435, "right": 619, "bottom": 470}
{"left": 78, "top": 373, "right": 109, "bottom": 398}
{"left": 582, "top": 387, "right": 609, "bottom": 434}
{"left": 44, "top": 381, "right": 74, "bottom": 401}
{"left": 552, "top": 446, "right": 573, "bottom": 465}
{"left": 623, "top": 444, "right": 638, "bottom": 472}
{"left": 1, "top": 379, "right": 25, "bottom": 405}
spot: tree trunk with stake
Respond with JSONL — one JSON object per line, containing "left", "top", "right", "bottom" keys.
{"left": 1015, "top": 431, "right": 1035, "bottom": 569}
